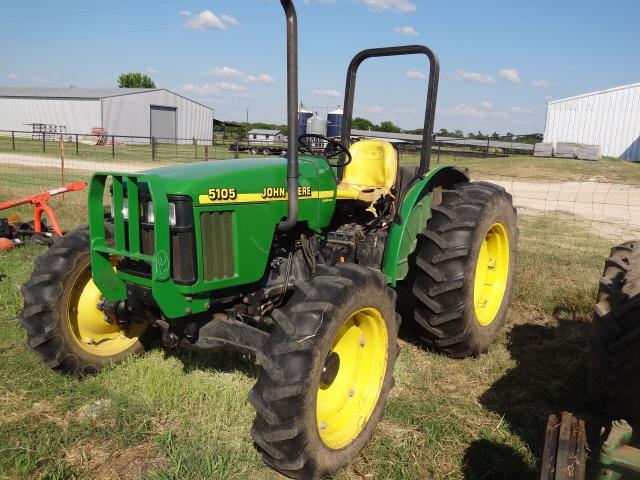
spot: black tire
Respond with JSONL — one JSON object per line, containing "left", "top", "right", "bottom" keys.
{"left": 250, "top": 264, "right": 400, "bottom": 479}
{"left": 19, "top": 226, "right": 151, "bottom": 375}
{"left": 408, "top": 181, "right": 518, "bottom": 358}
{"left": 588, "top": 241, "right": 640, "bottom": 427}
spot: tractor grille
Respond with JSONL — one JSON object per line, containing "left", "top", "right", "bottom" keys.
{"left": 200, "top": 211, "right": 235, "bottom": 281}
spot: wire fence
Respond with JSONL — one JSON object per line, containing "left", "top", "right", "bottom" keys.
{"left": 1, "top": 129, "right": 639, "bottom": 255}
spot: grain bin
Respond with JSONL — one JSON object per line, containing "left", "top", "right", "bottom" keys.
{"left": 298, "top": 103, "right": 313, "bottom": 137}
{"left": 327, "top": 106, "right": 343, "bottom": 138}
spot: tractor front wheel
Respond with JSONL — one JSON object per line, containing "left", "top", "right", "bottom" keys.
{"left": 20, "top": 226, "right": 151, "bottom": 375}
{"left": 250, "top": 264, "right": 399, "bottom": 479}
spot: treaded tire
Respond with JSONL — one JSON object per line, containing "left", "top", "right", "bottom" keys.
{"left": 250, "top": 264, "right": 400, "bottom": 479}
{"left": 588, "top": 241, "right": 640, "bottom": 428}
{"left": 19, "top": 225, "right": 150, "bottom": 375}
{"left": 408, "top": 181, "right": 518, "bottom": 358}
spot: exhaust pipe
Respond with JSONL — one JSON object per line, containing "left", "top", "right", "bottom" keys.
{"left": 278, "top": 0, "right": 299, "bottom": 232}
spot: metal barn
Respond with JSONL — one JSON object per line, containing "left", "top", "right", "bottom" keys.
{"left": 0, "top": 87, "right": 214, "bottom": 143}
{"left": 543, "top": 82, "right": 640, "bottom": 161}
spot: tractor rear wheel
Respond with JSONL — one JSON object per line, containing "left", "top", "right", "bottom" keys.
{"left": 19, "top": 226, "right": 151, "bottom": 375}
{"left": 250, "top": 264, "right": 399, "bottom": 479}
{"left": 408, "top": 181, "right": 518, "bottom": 357}
{"left": 588, "top": 241, "right": 640, "bottom": 427}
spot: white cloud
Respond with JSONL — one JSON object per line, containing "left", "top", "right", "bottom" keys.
{"left": 220, "top": 14, "right": 239, "bottom": 26}
{"left": 363, "top": 105, "right": 384, "bottom": 113}
{"left": 499, "top": 68, "right": 521, "bottom": 84}
{"left": 146, "top": 67, "right": 159, "bottom": 74}
{"left": 7, "top": 73, "right": 19, "bottom": 80}
{"left": 208, "top": 66, "right": 243, "bottom": 78}
{"left": 441, "top": 102, "right": 514, "bottom": 120}
{"left": 395, "top": 106, "right": 417, "bottom": 114}
{"left": 313, "top": 89, "right": 342, "bottom": 97}
{"left": 183, "top": 10, "right": 239, "bottom": 31}
{"left": 406, "top": 69, "right": 427, "bottom": 80}
{"left": 362, "top": 0, "right": 417, "bottom": 13}
{"left": 207, "top": 66, "right": 274, "bottom": 84}
{"left": 510, "top": 106, "right": 532, "bottom": 114}
{"left": 181, "top": 82, "right": 246, "bottom": 95}
{"left": 184, "top": 10, "right": 227, "bottom": 30}
{"left": 441, "top": 103, "right": 486, "bottom": 119}
{"left": 454, "top": 69, "right": 496, "bottom": 84}
{"left": 247, "top": 74, "right": 274, "bottom": 83}
{"left": 531, "top": 79, "right": 551, "bottom": 87}
{"left": 394, "top": 26, "right": 418, "bottom": 36}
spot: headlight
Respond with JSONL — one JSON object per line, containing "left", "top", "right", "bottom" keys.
{"left": 122, "top": 198, "right": 129, "bottom": 220}
{"left": 168, "top": 202, "right": 176, "bottom": 227}
{"left": 146, "top": 201, "right": 155, "bottom": 223}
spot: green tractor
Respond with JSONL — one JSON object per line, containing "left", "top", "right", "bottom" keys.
{"left": 19, "top": 1, "right": 518, "bottom": 477}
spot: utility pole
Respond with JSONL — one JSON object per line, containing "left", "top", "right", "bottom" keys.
{"left": 246, "top": 108, "right": 250, "bottom": 146}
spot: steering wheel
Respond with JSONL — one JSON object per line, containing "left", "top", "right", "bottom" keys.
{"left": 298, "top": 134, "right": 352, "bottom": 167}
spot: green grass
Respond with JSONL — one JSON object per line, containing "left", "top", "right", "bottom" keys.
{"left": 0, "top": 215, "right": 616, "bottom": 479}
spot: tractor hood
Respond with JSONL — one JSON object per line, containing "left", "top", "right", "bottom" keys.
{"left": 138, "top": 156, "right": 336, "bottom": 206}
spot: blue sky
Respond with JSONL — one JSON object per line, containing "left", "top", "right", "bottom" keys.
{"left": 2, "top": 0, "right": 639, "bottom": 134}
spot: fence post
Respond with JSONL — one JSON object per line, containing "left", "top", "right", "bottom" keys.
{"left": 234, "top": 141, "right": 240, "bottom": 159}
{"left": 42, "top": 133, "right": 46, "bottom": 153}
{"left": 151, "top": 137, "right": 156, "bottom": 161}
{"left": 485, "top": 137, "right": 490, "bottom": 159}
{"left": 205, "top": 145, "right": 209, "bottom": 162}
{"left": 112, "top": 136, "right": 115, "bottom": 158}
{"left": 11, "top": 131, "right": 15, "bottom": 151}
{"left": 60, "top": 134, "right": 65, "bottom": 189}
{"left": 75, "top": 134, "right": 79, "bottom": 155}
{"left": 194, "top": 139, "right": 198, "bottom": 159}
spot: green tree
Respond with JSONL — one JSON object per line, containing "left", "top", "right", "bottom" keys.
{"left": 453, "top": 130, "right": 464, "bottom": 138}
{"left": 491, "top": 131, "right": 500, "bottom": 140}
{"left": 352, "top": 117, "right": 376, "bottom": 131}
{"left": 378, "top": 121, "right": 401, "bottom": 133}
{"left": 118, "top": 72, "right": 156, "bottom": 88}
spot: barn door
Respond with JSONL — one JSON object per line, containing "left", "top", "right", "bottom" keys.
{"left": 150, "top": 106, "right": 177, "bottom": 143}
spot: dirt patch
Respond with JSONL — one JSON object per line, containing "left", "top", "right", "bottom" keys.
{"left": 65, "top": 440, "right": 165, "bottom": 480}
{"left": 1, "top": 398, "right": 69, "bottom": 429}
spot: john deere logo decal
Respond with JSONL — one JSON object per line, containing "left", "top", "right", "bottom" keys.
{"left": 155, "top": 250, "right": 170, "bottom": 280}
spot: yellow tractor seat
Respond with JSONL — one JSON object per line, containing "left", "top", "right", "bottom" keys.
{"left": 336, "top": 140, "right": 398, "bottom": 203}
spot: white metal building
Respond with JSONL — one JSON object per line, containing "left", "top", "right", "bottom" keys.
{"left": 0, "top": 87, "right": 214, "bottom": 143}
{"left": 543, "top": 82, "right": 640, "bottom": 161}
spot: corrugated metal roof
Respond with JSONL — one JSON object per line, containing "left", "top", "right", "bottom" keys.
{"left": 547, "top": 82, "right": 640, "bottom": 105}
{"left": 0, "top": 87, "right": 161, "bottom": 99}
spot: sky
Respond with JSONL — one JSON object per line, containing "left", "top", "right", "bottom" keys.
{"left": 1, "top": 0, "right": 639, "bottom": 135}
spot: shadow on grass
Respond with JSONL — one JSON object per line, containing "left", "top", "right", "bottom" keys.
{"left": 166, "top": 347, "right": 260, "bottom": 379}
{"left": 462, "top": 439, "right": 533, "bottom": 480}
{"left": 463, "top": 315, "right": 599, "bottom": 479}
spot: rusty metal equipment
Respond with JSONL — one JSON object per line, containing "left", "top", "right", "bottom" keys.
{"left": 0, "top": 182, "right": 87, "bottom": 247}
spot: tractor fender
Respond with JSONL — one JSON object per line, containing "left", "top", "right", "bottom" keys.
{"left": 381, "top": 165, "right": 470, "bottom": 285}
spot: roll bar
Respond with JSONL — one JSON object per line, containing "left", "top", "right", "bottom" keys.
{"left": 277, "top": 0, "right": 299, "bottom": 232}
{"left": 340, "top": 45, "right": 440, "bottom": 176}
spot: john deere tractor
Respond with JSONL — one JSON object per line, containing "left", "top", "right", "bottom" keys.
{"left": 19, "top": 1, "right": 518, "bottom": 477}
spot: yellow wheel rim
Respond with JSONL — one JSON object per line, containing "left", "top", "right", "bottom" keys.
{"left": 316, "top": 307, "right": 388, "bottom": 450}
{"left": 67, "top": 265, "right": 147, "bottom": 356}
{"left": 474, "top": 223, "right": 510, "bottom": 326}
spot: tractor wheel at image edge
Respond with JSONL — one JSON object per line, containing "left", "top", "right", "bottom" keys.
{"left": 19, "top": 226, "right": 151, "bottom": 375}
{"left": 589, "top": 240, "right": 640, "bottom": 427}
{"left": 408, "top": 181, "right": 518, "bottom": 358}
{"left": 250, "top": 264, "right": 399, "bottom": 479}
